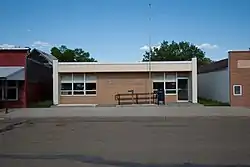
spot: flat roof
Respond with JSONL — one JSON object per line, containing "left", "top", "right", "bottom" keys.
{"left": 198, "top": 58, "right": 228, "bottom": 74}
{"left": 0, "top": 47, "right": 30, "bottom": 51}
{"left": 228, "top": 50, "right": 250, "bottom": 53}
{"left": 57, "top": 60, "right": 195, "bottom": 73}
{"left": 58, "top": 61, "right": 192, "bottom": 65}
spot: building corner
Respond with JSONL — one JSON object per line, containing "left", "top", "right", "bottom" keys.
{"left": 53, "top": 60, "right": 59, "bottom": 105}
{"left": 191, "top": 57, "right": 198, "bottom": 103}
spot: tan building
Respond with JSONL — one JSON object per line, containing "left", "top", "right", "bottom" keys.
{"left": 53, "top": 58, "right": 198, "bottom": 106}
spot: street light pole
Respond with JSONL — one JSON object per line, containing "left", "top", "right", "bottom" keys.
{"left": 148, "top": 3, "right": 152, "bottom": 104}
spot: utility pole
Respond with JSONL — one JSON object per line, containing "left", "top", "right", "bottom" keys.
{"left": 148, "top": 3, "right": 152, "bottom": 104}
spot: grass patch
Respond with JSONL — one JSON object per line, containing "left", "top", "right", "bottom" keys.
{"left": 198, "top": 98, "right": 230, "bottom": 106}
{"left": 28, "top": 100, "right": 52, "bottom": 108}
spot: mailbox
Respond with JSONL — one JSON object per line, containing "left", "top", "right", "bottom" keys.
{"left": 157, "top": 88, "right": 165, "bottom": 105}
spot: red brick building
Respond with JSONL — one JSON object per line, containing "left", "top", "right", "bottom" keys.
{"left": 198, "top": 50, "right": 250, "bottom": 107}
{"left": 0, "top": 48, "right": 55, "bottom": 108}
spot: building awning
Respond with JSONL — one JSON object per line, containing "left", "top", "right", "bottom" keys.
{"left": 0, "top": 67, "right": 25, "bottom": 80}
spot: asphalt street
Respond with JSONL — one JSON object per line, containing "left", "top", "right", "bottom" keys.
{"left": 1, "top": 117, "right": 250, "bottom": 167}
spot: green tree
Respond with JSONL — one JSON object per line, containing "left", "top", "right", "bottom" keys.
{"left": 51, "top": 45, "right": 97, "bottom": 62}
{"left": 142, "top": 41, "right": 213, "bottom": 66}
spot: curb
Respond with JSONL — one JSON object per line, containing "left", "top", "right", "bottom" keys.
{"left": 5, "top": 116, "right": 248, "bottom": 124}
{"left": 0, "top": 120, "right": 27, "bottom": 133}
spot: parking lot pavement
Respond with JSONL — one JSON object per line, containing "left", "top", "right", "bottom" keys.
{"left": 4, "top": 106, "right": 250, "bottom": 119}
{"left": 1, "top": 117, "right": 250, "bottom": 166}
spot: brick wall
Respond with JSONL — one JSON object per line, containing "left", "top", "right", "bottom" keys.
{"left": 0, "top": 50, "right": 29, "bottom": 66}
{"left": 229, "top": 51, "right": 250, "bottom": 107}
{"left": 0, "top": 49, "right": 29, "bottom": 108}
{"left": 0, "top": 49, "right": 53, "bottom": 108}
{"left": 59, "top": 72, "right": 185, "bottom": 105}
{"left": 0, "top": 81, "right": 25, "bottom": 108}
{"left": 60, "top": 72, "right": 150, "bottom": 105}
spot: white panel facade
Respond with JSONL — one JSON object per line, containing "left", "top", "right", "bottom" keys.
{"left": 198, "top": 68, "right": 229, "bottom": 103}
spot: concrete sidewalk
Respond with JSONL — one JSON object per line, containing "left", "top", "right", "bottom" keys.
{"left": 0, "top": 111, "right": 27, "bottom": 133}
{"left": 3, "top": 106, "right": 250, "bottom": 119}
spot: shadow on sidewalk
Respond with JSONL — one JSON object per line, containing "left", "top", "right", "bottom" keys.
{"left": 0, "top": 153, "right": 249, "bottom": 167}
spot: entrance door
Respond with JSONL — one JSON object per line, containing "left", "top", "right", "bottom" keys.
{"left": 153, "top": 82, "right": 164, "bottom": 104}
{"left": 177, "top": 78, "right": 189, "bottom": 101}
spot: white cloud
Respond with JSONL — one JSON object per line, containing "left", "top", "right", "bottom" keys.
{"left": 0, "top": 44, "right": 16, "bottom": 48}
{"left": 196, "top": 43, "right": 218, "bottom": 49}
{"left": 27, "top": 29, "right": 31, "bottom": 32}
{"left": 140, "top": 43, "right": 161, "bottom": 51}
{"left": 140, "top": 45, "right": 150, "bottom": 50}
{"left": 32, "top": 41, "right": 51, "bottom": 48}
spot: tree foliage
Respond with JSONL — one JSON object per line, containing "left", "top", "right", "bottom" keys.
{"left": 142, "top": 41, "right": 212, "bottom": 66}
{"left": 51, "top": 45, "right": 97, "bottom": 62}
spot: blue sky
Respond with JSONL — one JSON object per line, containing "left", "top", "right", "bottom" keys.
{"left": 1, "top": 0, "right": 250, "bottom": 62}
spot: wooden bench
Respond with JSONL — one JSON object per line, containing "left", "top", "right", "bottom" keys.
{"left": 115, "top": 92, "right": 157, "bottom": 105}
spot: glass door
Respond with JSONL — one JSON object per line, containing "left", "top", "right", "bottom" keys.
{"left": 153, "top": 82, "right": 164, "bottom": 104}
{"left": 177, "top": 78, "right": 189, "bottom": 101}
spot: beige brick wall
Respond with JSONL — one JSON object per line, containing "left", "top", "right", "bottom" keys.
{"left": 59, "top": 72, "right": 190, "bottom": 105}
{"left": 60, "top": 96, "right": 97, "bottom": 104}
{"left": 60, "top": 72, "right": 151, "bottom": 105}
{"left": 165, "top": 95, "right": 177, "bottom": 102}
{"left": 97, "top": 72, "right": 150, "bottom": 105}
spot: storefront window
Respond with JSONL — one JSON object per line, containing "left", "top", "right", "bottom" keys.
{"left": 152, "top": 73, "right": 177, "bottom": 95}
{"left": 60, "top": 73, "right": 97, "bottom": 96}
{"left": 0, "top": 81, "right": 18, "bottom": 100}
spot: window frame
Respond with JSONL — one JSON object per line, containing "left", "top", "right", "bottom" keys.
{"left": 152, "top": 73, "right": 177, "bottom": 95}
{"left": 60, "top": 73, "right": 97, "bottom": 96}
{"left": 60, "top": 74, "right": 74, "bottom": 96}
{"left": 165, "top": 81, "right": 177, "bottom": 95}
{"left": 0, "top": 80, "right": 18, "bottom": 101}
{"left": 85, "top": 82, "right": 97, "bottom": 95}
{"left": 73, "top": 74, "right": 85, "bottom": 96}
{"left": 153, "top": 81, "right": 164, "bottom": 93}
{"left": 165, "top": 73, "right": 177, "bottom": 95}
{"left": 233, "top": 84, "right": 242, "bottom": 96}
{"left": 85, "top": 74, "right": 97, "bottom": 95}
{"left": 61, "top": 83, "right": 73, "bottom": 95}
